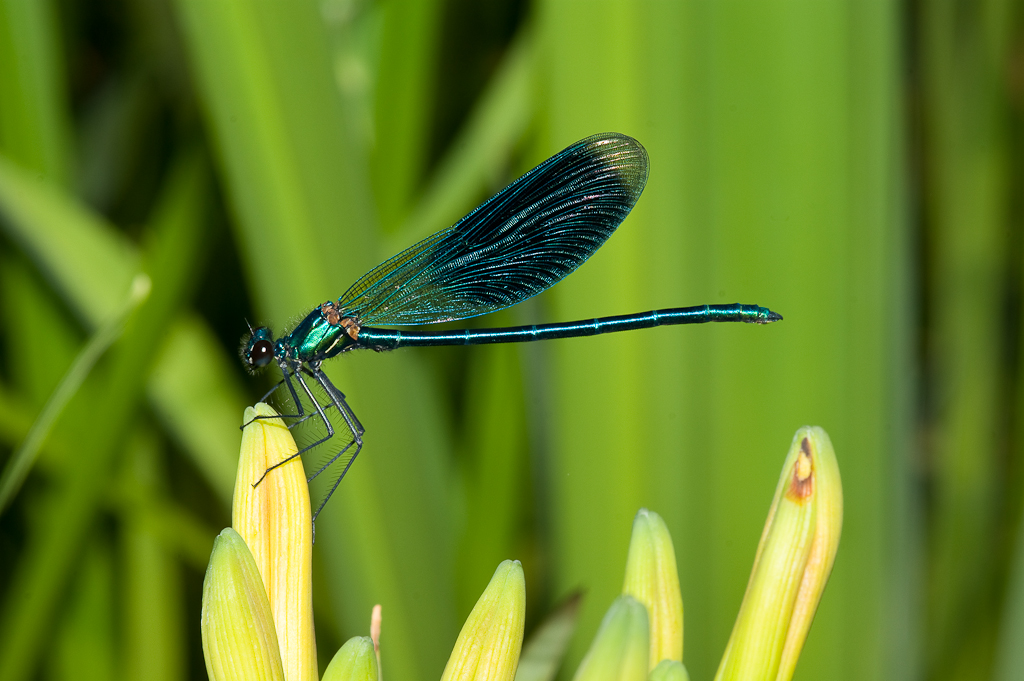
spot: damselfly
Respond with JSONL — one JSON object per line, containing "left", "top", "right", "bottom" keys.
{"left": 241, "top": 133, "right": 781, "bottom": 533}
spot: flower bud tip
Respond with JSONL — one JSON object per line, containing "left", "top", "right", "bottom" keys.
{"left": 322, "top": 637, "right": 378, "bottom": 681}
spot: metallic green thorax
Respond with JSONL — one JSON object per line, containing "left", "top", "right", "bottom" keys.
{"left": 280, "top": 303, "right": 357, "bottom": 363}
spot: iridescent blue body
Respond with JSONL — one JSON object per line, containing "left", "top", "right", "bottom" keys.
{"left": 355, "top": 304, "right": 776, "bottom": 349}
{"left": 274, "top": 302, "right": 777, "bottom": 360}
{"left": 240, "top": 133, "right": 782, "bottom": 534}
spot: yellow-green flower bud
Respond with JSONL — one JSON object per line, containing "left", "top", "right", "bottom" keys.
{"left": 574, "top": 596, "right": 650, "bottom": 681}
{"left": 622, "top": 509, "right": 683, "bottom": 668}
{"left": 201, "top": 528, "right": 285, "bottom": 681}
{"left": 714, "top": 426, "right": 843, "bottom": 681}
{"left": 441, "top": 559, "right": 526, "bottom": 681}
{"left": 234, "top": 403, "right": 317, "bottom": 681}
{"left": 648, "top": 660, "right": 690, "bottom": 681}
{"left": 322, "top": 637, "right": 379, "bottom": 681}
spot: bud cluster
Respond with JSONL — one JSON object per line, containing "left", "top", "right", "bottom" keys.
{"left": 201, "top": 407, "right": 841, "bottom": 681}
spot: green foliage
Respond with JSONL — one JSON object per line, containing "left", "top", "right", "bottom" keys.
{"left": 0, "top": 1, "right": 1022, "bottom": 681}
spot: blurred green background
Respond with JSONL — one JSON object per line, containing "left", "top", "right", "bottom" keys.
{"left": 0, "top": 0, "right": 1023, "bottom": 680}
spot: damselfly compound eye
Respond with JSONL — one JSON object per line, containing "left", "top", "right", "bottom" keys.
{"left": 250, "top": 339, "right": 274, "bottom": 367}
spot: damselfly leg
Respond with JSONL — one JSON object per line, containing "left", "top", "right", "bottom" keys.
{"left": 249, "top": 367, "right": 338, "bottom": 487}
{"left": 241, "top": 371, "right": 307, "bottom": 427}
{"left": 244, "top": 366, "right": 345, "bottom": 432}
{"left": 240, "top": 363, "right": 365, "bottom": 539}
{"left": 306, "top": 366, "right": 364, "bottom": 529}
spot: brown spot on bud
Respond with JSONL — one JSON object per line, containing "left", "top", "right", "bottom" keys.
{"left": 787, "top": 437, "right": 815, "bottom": 500}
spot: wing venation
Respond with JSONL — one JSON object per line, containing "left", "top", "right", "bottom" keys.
{"left": 338, "top": 132, "right": 649, "bottom": 325}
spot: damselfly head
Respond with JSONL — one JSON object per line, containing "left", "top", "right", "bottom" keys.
{"left": 240, "top": 326, "right": 275, "bottom": 371}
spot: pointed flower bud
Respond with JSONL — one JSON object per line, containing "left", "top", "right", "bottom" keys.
{"left": 573, "top": 596, "right": 650, "bottom": 681}
{"left": 322, "top": 637, "right": 379, "bottom": 681}
{"left": 202, "top": 528, "right": 285, "bottom": 681}
{"left": 370, "top": 604, "right": 383, "bottom": 680}
{"left": 234, "top": 403, "right": 317, "bottom": 681}
{"left": 441, "top": 559, "right": 526, "bottom": 681}
{"left": 649, "top": 660, "right": 690, "bottom": 681}
{"left": 622, "top": 508, "right": 683, "bottom": 668}
{"left": 714, "top": 426, "right": 843, "bottom": 681}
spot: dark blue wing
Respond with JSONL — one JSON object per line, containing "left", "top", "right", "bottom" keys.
{"left": 338, "top": 133, "right": 649, "bottom": 325}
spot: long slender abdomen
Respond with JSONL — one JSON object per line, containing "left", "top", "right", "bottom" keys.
{"left": 356, "top": 304, "right": 781, "bottom": 350}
